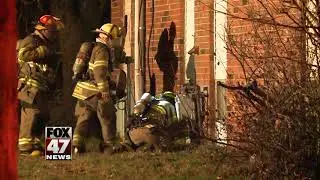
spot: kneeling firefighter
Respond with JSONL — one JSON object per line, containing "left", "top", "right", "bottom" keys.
{"left": 126, "top": 91, "right": 181, "bottom": 151}
{"left": 17, "top": 15, "right": 64, "bottom": 155}
{"left": 71, "top": 23, "right": 123, "bottom": 154}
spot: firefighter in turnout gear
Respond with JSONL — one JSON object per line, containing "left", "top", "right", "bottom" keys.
{"left": 17, "top": 15, "right": 64, "bottom": 155}
{"left": 72, "top": 23, "right": 121, "bottom": 154}
{"left": 127, "top": 91, "right": 180, "bottom": 151}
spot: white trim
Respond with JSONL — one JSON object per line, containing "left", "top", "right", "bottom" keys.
{"left": 184, "top": 0, "right": 195, "bottom": 82}
{"left": 215, "top": 0, "right": 228, "bottom": 80}
{"left": 214, "top": 0, "right": 228, "bottom": 144}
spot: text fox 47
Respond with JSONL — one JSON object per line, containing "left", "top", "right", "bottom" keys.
{"left": 45, "top": 127, "right": 72, "bottom": 160}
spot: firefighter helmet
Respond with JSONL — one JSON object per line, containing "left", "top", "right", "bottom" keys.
{"left": 93, "top": 23, "right": 121, "bottom": 40}
{"left": 34, "top": 15, "right": 64, "bottom": 31}
{"left": 161, "top": 91, "right": 176, "bottom": 105}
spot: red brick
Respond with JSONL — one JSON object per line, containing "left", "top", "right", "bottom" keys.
{"left": 169, "top": 3, "right": 183, "bottom": 10}
{"left": 155, "top": 4, "right": 170, "bottom": 11}
{"left": 155, "top": 0, "right": 169, "bottom": 4}
{"left": 197, "top": 42, "right": 211, "bottom": 49}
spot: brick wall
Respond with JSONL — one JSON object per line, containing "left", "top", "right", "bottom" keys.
{"left": 226, "top": 0, "right": 304, "bottom": 127}
{"left": 145, "top": 0, "right": 185, "bottom": 93}
{"left": 111, "top": 0, "right": 215, "bottom": 92}
{"left": 227, "top": 0, "right": 303, "bottom": 82}
{"left": 227, "top": 0, "right": 252, "bottom": 87}
{"left": 111, "top": 0, "right": 124, "bottom": 25}
{"left": 195, "top": 0, "right": 214, "bottom": 87}
{"left": 111, "top": 0, "right": 185, "bottom": 94}
{"left": 111, "top": 0, "right": 216, "bottom": 134}
{"left": 195, "top": 0, "right": 215, "bottom": 136}
{"left": 110, "top": 0, "right": 307, "bottom": 138}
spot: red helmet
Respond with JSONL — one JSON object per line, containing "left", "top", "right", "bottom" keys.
{"left": 35, "top": 15, "right": 64, "bottom": 31}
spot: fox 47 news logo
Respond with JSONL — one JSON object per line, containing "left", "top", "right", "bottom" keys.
{"left": 45, "top": 127, "right": 72, "bottom": 160}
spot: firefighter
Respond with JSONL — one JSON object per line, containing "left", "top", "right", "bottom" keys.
{"left": 71, "top": 23, "right": 121, "bottom": 155}
{"left": 126, "top": 91, "right": 179, "bottom": 151}
{"left": 17, "top": 15, "right": 64, "bottom": 155}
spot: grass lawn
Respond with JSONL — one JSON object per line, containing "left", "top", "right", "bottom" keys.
{"left": 18, "top": 142, "right": 249, "bottom": 180}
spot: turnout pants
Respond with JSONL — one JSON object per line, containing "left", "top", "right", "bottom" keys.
{"left": 73, "top": 97, "right": 116, "bottom": 148}
{"left": 18, "top": 92, "right": 49, "bottom": 153}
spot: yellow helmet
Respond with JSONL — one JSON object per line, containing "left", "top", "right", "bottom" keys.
{"left": 93, "top": 23, "right": 121, "bottom": 40}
